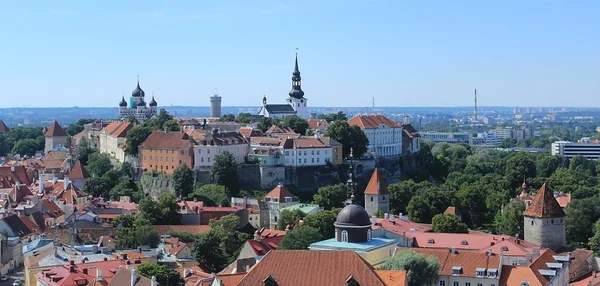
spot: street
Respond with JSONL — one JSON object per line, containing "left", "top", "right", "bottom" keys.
{"left": 0, "top": 266, "right": 24, "bottom": 286}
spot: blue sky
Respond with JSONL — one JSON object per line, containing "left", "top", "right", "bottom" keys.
{"left": 0, "top": 0, "right": 598, "bottom": 108}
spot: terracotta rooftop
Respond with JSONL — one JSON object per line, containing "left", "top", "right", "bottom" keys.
{"left": 401, "top": 124, "right": 420, "bottom": 138}
{"left": 499, "top": 248, "right": 564, "bottom": 286}
{"left": 0, "top": 120, "right": 9, "bottom": 133}
{"left": 107, "top": 267, "right": 152, "bottom": 286}
{"left": 69, "top": 161, "right": 90, "bottom": 179}
{"left": 214, "top": 273, "right": 246, "bottom": 286}
{"left": 364, "top": 168, "right": 389, "bottom": 195}
{"left": 443, "top": 206, "right": 460, "bottom": 216}
{"left": 522, "top": 183, "right": 566, "bottom": 218}
{"left": 265, "top": 125, "right": 295, "bottom": 134}
{"left": 139, "top": 131, "right": 191, "bottom": 149}
{"left": 307, "top": 119, "right": 328, "bottom": 130}
{"left": 45, "top": 121, "right": 67, "bottom": 137}
{"left": 152, "top": 225, "right": 211, "bottom": 236}
{"left": 374, "top": 270, "right": 407, "bottom": 286}
{"left": 559, "top": 248, "right": 594, "bottom": 282}
{"left": 264, "top": 184, "right": 295, "bottom": 202}
{"left": 373, "top": 217, "right": 431, "bottom": 236}
{"left": 281, "top": 137, "right": 332, "bottom": 149}
{"left": 248, "top": 235, "right": 284, "bottom": 256}
{"left": 348, "top": 114, "right": 401, "bottom": 129}
{"left": 102, "top": 121, "right": 133, "bottom": 138}
{"left": 403, "top": 248, "right": 501, "bottom": 278}
{"left": 0, "top": 165, "right": 32, "bottom": 187}
{"left": 237, "top": 250, "right": 390, "bottom": 286}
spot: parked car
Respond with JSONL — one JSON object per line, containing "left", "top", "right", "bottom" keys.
{"left": 0, "top": 276, "right": 8, "bottom": 281}
{"left": 12, "top": 279, "right": 22, "bottom": 286}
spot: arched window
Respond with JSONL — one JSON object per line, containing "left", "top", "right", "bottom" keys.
{"left": 341, "top": 230, "right": 348, "bottom": 242}
{"left": 367, "top": 229, "right": 372, "bottom": 242}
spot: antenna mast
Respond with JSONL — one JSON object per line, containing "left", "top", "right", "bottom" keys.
{"left": 474, "top": 89, "right": 478, "bottom": 122}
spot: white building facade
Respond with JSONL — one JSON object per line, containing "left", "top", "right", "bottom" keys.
{"left": 348, "top": 115, "right": 403, "bottom": 157}
{"left": 191, "top": 131, "right": 249, "bottom": 168}
{"left": 258, "top": 54, "right": 309, "bottom": 119}
{"left": 282, "top": 137, "right": 334, "bottom": 167}
{"left": 552, "top": 139, "right": 600, "bottom": 160}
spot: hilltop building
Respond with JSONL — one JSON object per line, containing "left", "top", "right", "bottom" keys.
{"left": 348, "top": 115, "right": 403, "bottom": 157}
{"left": 44, "top": 121, "right": 68, "bottom": 154}
{"left": 258, "top": 54, "right": 309, "bottom": 119}
{"left": 118, "top": 78, "right": 158, "bottom": 122}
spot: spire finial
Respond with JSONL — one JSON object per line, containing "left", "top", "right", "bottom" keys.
{"left": 137, "top": 75, "right": 140, "bottom": 87}
{"left": 215, "top": 88, "right": 218, "bottom": 96}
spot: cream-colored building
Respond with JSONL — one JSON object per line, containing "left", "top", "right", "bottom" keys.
{"left": 98, "top": 121, "right": 133, "bottom": 163}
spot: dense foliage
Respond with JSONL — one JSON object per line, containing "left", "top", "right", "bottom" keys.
{"left": 137, "top": 263, "right": 184, "bottom": 286}
{"left": 192, "top": 215, "right": 248, "bottom": 272}
{"left": 325, "top": 120, "right": 369, "bottom": 158}
{"left": 278, "top": 226, "right": 323, "bottom": 250}
{"left": 379, "top": 250, "right": 440, "bottom": 286}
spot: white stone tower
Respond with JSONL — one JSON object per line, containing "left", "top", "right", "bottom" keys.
{"left": 287, "top": 53, "right": 309, "bottom": 119}
{"left": 523, "top": 183, "right": 566, "bottom": 251}
{"left": 210, "top": 93, "right": 222, "bottom": 118}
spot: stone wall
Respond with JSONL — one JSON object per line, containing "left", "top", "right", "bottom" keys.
{"left": 238, "top": 164, "right": 261, "bottom": 190}
{"left": 259, "top": 166, "right": 285, "bottom": 190}
{"left": 141, "top": 174, "right": 176, "bottom": 198}
{"left": 524, "top": 216, "right": 566, "bottom": 251}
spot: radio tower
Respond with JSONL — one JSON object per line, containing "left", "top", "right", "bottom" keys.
{"left": 474, "top": 89, "right": 478, "bottom": 122}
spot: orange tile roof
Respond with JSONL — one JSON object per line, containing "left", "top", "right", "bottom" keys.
{"left": 265, "top": 125, "right": 295, "bottom": 134}
{"left": 139, "top": 131, "right": 191, "bottom": 149}
{"left": 45, "top": 121, "right": 67, "bottom": 137}
{"left": 307, "top": 119, "right": 328, "bottom": 130}
{"left": 443, "top": 206, "right": 461, "bottom": 216}
{"left": 403, "top": 248, "right": 501, "bottom": 278}
{"left": 265, "top": 184, "right": 295, "bottom": 202}
{"left": 237, "top": 250, "right": 387, "bottom": 286}
{"left": 522, "top": 183, "right": 566, "bottom": 218}
{"left": 281, "top": 137, "right": 332, "bottom": 149}
{"left": 555, "top": 192, "right": 571, "bottom": 208}
{"left": 103, "top": 121, "right": 133, "bottom": 137}
{"left": 374, "top": 218, "right": 431, "bottom": 236}
{"left": 215, "top": 273, "right": 246, "bottom": 286}
{"left": 248, "top": 236, "right": 284, "bottom": 256}
{"left": 374, "top": 270, "right": 407, "bottom": 286}
{"left": 348, "top": 115, "right": 401, "bottom": 129}
{"left": 364, "top": 168, "right": 389, "bottom": 195}
{"left": 69, "top": 160, "right": 90, "bottom": 179}
{"left": 171, "top": 242, "right": 188, "bottom": 255}
{"left": 0, "top": 165, "right": 32, "bottom": 187}
{"left": 499, "top": 265, "right": 542, "bottom": 286}
{"left": 409, "top": 232, "right": 538, "bottom": 253}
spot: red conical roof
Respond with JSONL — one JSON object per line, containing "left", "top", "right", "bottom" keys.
{"left": 44, "top": 121, "right": 67, "bottom": 137}
{"left": 364, "top": 168, "right": 389, "bottom": 195}
{"left": 522, "top": 183, "right": 565, "bottom": 218}
{"left": 69, "top": 161, "right": 90, "bottom": 179}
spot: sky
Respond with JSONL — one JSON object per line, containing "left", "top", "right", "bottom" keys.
{"left": 0, "top": 0, "right": 599, "bottom": 108}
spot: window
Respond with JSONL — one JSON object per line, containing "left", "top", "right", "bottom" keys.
{"left": 531, "top": 221, "right": 534, "bottom": 225}
{"left": 304, "top": 151, "right": 307, "bottom": 156}
{"left": 453, "top": 282, "right": 459, "bottom": 286}
{"left": 207, "top": 149, "right": 210, "bottom": 154}
{"left": 312, "top": 158, "right": 314, "bottom": 163}
{"left": 317, "top": 158, "right": 320, "bottom": 162}
{"left": 317, "top": 150, "right": 320, "bottom": 155}
{"left": 370, "top": 197, "right": 373, "bottom": 202}
{"left": 439, "top": 282, "right": 445, "bottom": 286}
{"left": 477, "top": 283, "right": 483, "bottom": 286}
{"left": 311, "top": 150, "right": 314, "bottom": 155}
{"left": 341, "top": 230, "right": 348, "bottom": 242}
{"left": 346, "top": 277, "right": 359, "bottom": 286}
{"left": 273, "top": 198, "right": 278, "bottom": 203}
{"left": 208, "top": 158, "right": 211, "bottom": 162}
{"left": 198, "top": 149, "right": 201, "bottom": 154}
{"left": 304, "top": 158, "right": 307, "bottom": 163}
{"left": 201, "top": 158, "right": 204, "bottom": 162}
{"left": 179, "top": 160, "right": 182, "bottom": 164}
{"left": 285, "top": 151, "right": 289, "bottom": 156}
{"left": 150, "top": 156, "right": 152, "bottom": 160}
{"left": 465, "top": 283, "right": 471, "bottom": 286}
{"left": 180, "top": 150, "right": 184, "bottom": 155}
{"left": 551, "top": 219, "right": 554, "bottom": 223}
{"left": 298, "top": 159, "right": 301, "bottom": 164}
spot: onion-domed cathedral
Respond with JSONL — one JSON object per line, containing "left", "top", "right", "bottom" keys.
{"left": 118, "top": 77, "right": 158, "bottom": 122}
{"left": 309, "top": 150, "right": 397, "bottom": 266}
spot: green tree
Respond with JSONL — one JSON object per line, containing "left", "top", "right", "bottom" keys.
{"left": 142, "top": 109, "right": 174, "bottom": 131}
{"left": 162, "top": 119, "right": 181, "bottom": 132}
{"left": 588, "top": 219, "right": 600, "bottom": 254}
{"left": 138, "top": 194, "right": 181, "bottom": 225}
{"left": 302, "top": 209, "right": 340, "bottom": 239}
{"left": 374, "top": 210, "right": 385, "bottom": 218}
{"left": 456, "top": 184, "right": 489, "bottom": 228}
{"left": 313, "top": 184, "right": 346, "bottom": 210}
{"left": 257, "top": 117, "right": 273, "bottom": 132}
{"left": 125, "top": 126, "right": 151, "bottom": 156}
{"left": 114, "top": 217, "right": 160, "bottom": 248}
{"left": 120, "top": 161, "right": 134, "bottom": 178}
{"left": 135, "top": 225, "right": 161, "bottom": 247}
{"left": 193, "top": 231, "right": 228, "bottom": 273}
{"left": 536, "top": 154, "right": 567, "bottom": 178}
{"left": 188, "top": 184, "right": 229, "bottom": 207}
{"left": 137, "top": 263, "right": 184, "bottom": 286}
{"left": 281, "top": 115, "right": 309, "bottom": 135}
{"left": 380, "top": 250, "right": 440, "bottom": 286}
{"left": 326, "top": 120, "right": 369, "bottom": 158}
{"left": 86, "top": 152, "right": 113, "bottom": 177}
{"left": 172, "top": 164, "right": 194, "bottom": 199}
{"left": 494, "top": 201, "right": 526, "bottom": 237}
{"left": 389, "top": 180, "right": 434, "bottom": 214}
{"left": 235, "top": 113, "right": 254, "bottom": 124}
{"left": 208, "top": 214, "right": 249, "bottom": 261}
{"left": 277, "top": 209, "right": 305, "bottom": 230}
{"left": 218, "top": 114, "right": 235, "bottom": 122}
{"left": 504, "top": 152, "right": 536, "bottom": 189}
{"left": 278, "top": 226, "right": 323, "bottom": 250}
{"left": 12, "top": 138, "right": 40, "bottom": 156}
{"left": 566, "top": 195, "right": 600, "bottom": 248}
{"left": 82, "top": 176, "right": 112, "bottom": 198}
{"left": 406, "top": 195, "right": 437, "bottom": 223}
{"left": 76, "top": 137, "right": 95, "bottom": 165}
{"left": 431, "top": 214, "right": 468, "bottom": 233}
{"left": 64, "top": 119, "right": 94, "bottom": 136}
{"left": 0, "top": 135, "right": 9, "bottom": 157}
{"left": 211, "top": 152, "right": 239, "bottom": 195}
{"left": 317, "top": 111, "right": 347, "bottom": 122}
{"left": 109, "top": 179, "right": 138, "bottom": 201}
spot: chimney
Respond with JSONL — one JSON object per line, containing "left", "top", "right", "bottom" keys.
{"left": 371, "top": 216, "right": 377, "bottom": 226}
{"left": 10, "top": 166, "right": 14, "bottom": 172}
{"left": 254, "top": 230, "right": 261, "bottom": 242}
{"left": 63, "top": 175, "right": 70, "bottom": 190}
{"left": 384, "top": 213, "right": 389, "bottom": 219}
{"left": 70, "top": 260, "right": 75, "bottom": 266}
{"left": 594, "top": 271, "right": 597, "bottom": 278}
{"left": 94, "top": 267, "right": 103, "bottom": 281}
{"left": 451, "top": 247, "right": 457, "bottom": 254}
{"left": 488, "top": 248, "right": 492, "bottom": 256}
{"left": 151, "top": 276, "right": 158, "bottom": 286}
{"left": 131, "top": 268, "right": 138, "bottom": 286}
{"left": 389, "top": 214, "right": 395, "bottom": 223}
{"left": 525, "top": 253, "right": 533, "bottom": 263}
{"left": 399, "top": 213, "right": 403, "bottom": 220}
{"left": 70, "top": 265, "right": 75, "bottom": 272}
{"left": 532, "top": 247, "right": 540, "bottom": 258}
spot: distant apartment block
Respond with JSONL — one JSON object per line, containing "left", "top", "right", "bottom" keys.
{"left": 421, "top": 132, "right": 470, "bottom": 144}
{"left": 552, "top": 138, "right": 600, "bottom": 160}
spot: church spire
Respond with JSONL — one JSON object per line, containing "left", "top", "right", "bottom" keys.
{"left": 288, "top": 50, "right": 305, "bottom": 99}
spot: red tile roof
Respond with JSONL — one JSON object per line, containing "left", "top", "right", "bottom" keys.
{"left": 237, "top": 250, "right": 389, "bottom": 286}
{"left": 522, "top": 183, "right": 566, "bottom": 218}
{"left": 69, "top": 161, "right": 90, "bottom": 179}
{"left": 401, "top": 124, "right": 420, "bottom": 138}
{"left": 103, "top": 121, "right": 133, "bottom": 138}
{"left": 348, "top": 115, "right": 401, "bottom": 129}
{"left": 42, "top": 198, "right": 65, "bottom": 218}
{"left": 0, "top": 166, "right": 32, "bottom": 187}
{"left": 248, "top": 235, "right": 284, "bottom": 256}
{"left": 0, "top": 120, "right": 9, "bottom": 133}
{"left": 307, "top": 119, "right": 328, "bottom": 131}
{"left": 373, "top": 218, "right": 431, "bottom": 236}
{"left": 265, "top": 184, "right": 294, "bottom": 202}
{"left": 139, "top": 131, "right": 191, "bottom": 149}
{"left": 41, "top": 181, "right": 87, "bottom": 205}
{"left": 364, "top": 168, "right": 389, "bottom": 195}
{"left": 239, "top": 127, "right": 264, "bottom": 139}
{"left": 265, "top": 125, "right": 295, "bottom": 134}
{"left": 45, "top": 121, "right": 67, "bottom": 137}
{"left": 171, "top": 242, "right": 188, "bottom": 255}
{"left": 20, "top": 215, "right": 40, "bottom": 234}
{"left": 215, "top": 273, "right": 246, "bottom": 286}
{"left": 374, "top": 270, "right": 407, "bottom": 286}
{"left": 403, "top": 248, "right": 501, "bottom": 278}
{"left": 500, "top": 248, "right": 562, "bottom": 286}
{"left": 281, "top": 137, "right": 332, "bottom": 149}
{"left": 555, "top": 192, "right": 571, "bottom": 208}
{"left": 107, "top": 267, "right": 152, "bottom": 286}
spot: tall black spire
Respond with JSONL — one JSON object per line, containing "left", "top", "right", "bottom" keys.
{"left": 288, "top": 53, "right": 305, "bottom": 99}
{"left": 344, "top": 148, "right": 357, "bottom": 206}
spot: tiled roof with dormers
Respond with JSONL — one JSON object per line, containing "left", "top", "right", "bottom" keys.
{"left": 348, "top": 115, "right": 402, "bottom": 129}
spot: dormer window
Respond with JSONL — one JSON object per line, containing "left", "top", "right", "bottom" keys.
{"left": 346, "top": 276, "right": 360, "bottom": 286}
{"left": 487, "top": 268, "right": 498, "bottom": 278}
{"left": 476, "top": 268, "right": 486, "bottom": 277}
{"left": 460, "top": 240, "right": 468, "bottom": 245}
{"left": 451, "top": 266, "right": 462, "bottom": 275}
{"left": 284, "top": 197, "right": 292, "bottom": 203}
{"left": 273, "top": 198, "right": 279, "bottom": 203}
{"left": 427, "top": 239, "right": 435, "bottom": 244}
{"left": 265, "top": 197, "right": 271, "bottom": 202}
{"left": 264, "top": 275, "right": 278, "bottom": 286}
{"left": 500, "top": 246, "right": 508, "bottom": 251}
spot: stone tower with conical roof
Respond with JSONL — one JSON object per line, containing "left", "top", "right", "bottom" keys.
{"left": 364, "top": 168, "right": 390, "bottom": 216}
{"left": 523, "top": 183, "right": 566, "bottom": 251}
{"left": 44, "top": 121, "right": 67, "bottom": 153}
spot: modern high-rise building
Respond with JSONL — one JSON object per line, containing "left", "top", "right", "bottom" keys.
{"left": 210, "top": 94, "right": 222, "bottom": 118}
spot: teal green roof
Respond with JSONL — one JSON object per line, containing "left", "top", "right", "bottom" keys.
{"left": 281, "top": 203, "right": 321, "bottom": 214}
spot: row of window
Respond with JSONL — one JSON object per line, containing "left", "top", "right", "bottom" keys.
{"left": 440, "top": 282, "right": 496, "bottom": 286}
{"left": 285, "top": 150, "right": 327, "bottom": 156}
{"left": 149, "top": 164, "right": 176, "bottom": 170}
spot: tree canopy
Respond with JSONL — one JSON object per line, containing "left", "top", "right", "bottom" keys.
{"left": 325, "top": 120, "right": 369, "bottom": 158}
{"left": 138, "top": 194, "right": 181, "bottom": 225}
{"left": 172, "top": 164, "right": 194, "bottom": 199}
{"left": 211, "top": 152, "right": 239, "bottom": 195}
{"left": 137, "top": 263, "right": 184, "bottom": 286}
{"left": 278, "top": 226, "right": 323, "bottom": 250}
{"left": 431, "top": 214, "right": 468, "bottom": 233}
{"left": 379, "top": 250, "right": 440, "bottom": 286}
{"left": 313, "top": 184, "right": 346, "bottom": 210}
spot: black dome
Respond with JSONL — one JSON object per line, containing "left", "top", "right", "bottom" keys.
{"left": 119, "top": 96, "right": 127, "bottom": 107}
{"left": 132, "top": 82, "right": 145, "bottom": 98}
{"left": 289, "top": 87, "right": 305, "bottom": 99}
{"left": 335, "top": 204, "right": 371, "bottom": 227}
{"left": 137, "top": 97, "right": 146, "bottom": 107}
{"left": 149, "top": 96, "right": 157, "bottom": 107}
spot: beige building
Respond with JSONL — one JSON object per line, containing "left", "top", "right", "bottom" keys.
{"left": 98, "top": 121, "right": 133, "bottom": 163}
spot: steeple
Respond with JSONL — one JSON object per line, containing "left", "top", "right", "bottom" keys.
{"left": 344, "top": 148, "right": 357, "bottom": 206}
{"left": 288, "top": 52, "right": 305, "bottom": 99}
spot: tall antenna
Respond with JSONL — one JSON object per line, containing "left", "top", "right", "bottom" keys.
{"left": 215, "top": 88, "right": 218, "bottom": 96}
{"left": 372, "top": 97, "right": 375, "bottom": 114}
{"left": 474, "top": 89, "right": 478, "bottom": 122}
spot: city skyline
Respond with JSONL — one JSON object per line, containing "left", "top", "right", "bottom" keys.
{"left": 1, "top": 0, "right": 599, "bottom": 108}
